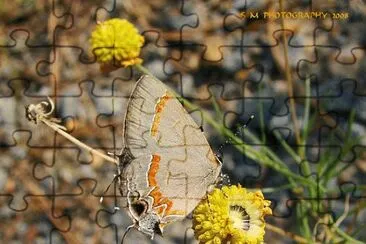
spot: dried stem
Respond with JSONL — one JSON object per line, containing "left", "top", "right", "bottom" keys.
{"left": 334, "top": 194, "right": 351, "bottom": 227}
{"left": 266, "top": 223, "right": 309, "bottom": 243}
{"left": 25, "top": 98, "right": 118, "bottom": 165}
{"left": 279, "top": 0, "right": 301, "bottom": 146}
{"left": 41, "top": 119, "right": 118, "bottom": 165}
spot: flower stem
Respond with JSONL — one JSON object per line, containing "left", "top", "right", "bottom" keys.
{"left": 135, "top": 64, "right": 155, "bottom": 78}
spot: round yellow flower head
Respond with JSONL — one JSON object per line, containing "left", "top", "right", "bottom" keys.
{"left": 90, "top": 18, "right": 144, "bottom": 68}
{"left": 193, "top": 184, "right": 272, "bottom": 244}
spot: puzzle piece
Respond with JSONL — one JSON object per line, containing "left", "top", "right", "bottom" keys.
{"left": 1, "top": 0, "right": 366, "bottom": 243}
{"left": 0, "top": 159, "right": 72, "bottom": 242}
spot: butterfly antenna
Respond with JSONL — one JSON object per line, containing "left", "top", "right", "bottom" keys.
{"left": 241, "top": 114, "right": 254, "bottom": 131}
{"left": 216, "top": 115, "right": 254, "bottom": 157}
{"left": 99, "top": 151, "right": 122, "bottom": 204}
{"left": 99, "top": 173, "right": 121, "bottom": 203}
{"left": 121, "top": 224, "right": 134, "bottom": 244}
{"left": 184, "top": 227, "right": 192, "bottom": 244}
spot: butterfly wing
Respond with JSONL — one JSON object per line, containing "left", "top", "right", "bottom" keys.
{"left": 121, "top": 75, "right": 221, "bottom": 220}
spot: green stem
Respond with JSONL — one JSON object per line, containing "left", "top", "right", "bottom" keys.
{"left": 273, "top": 130, "right": 302, "bottom": 164}
{"left": 322, "top": 110, "right": 358, "bottom": 182}
{"left": 299, "top": 76, "right": 311, "bottom": 159}
{"left": 210, "top": 95, "right": 224, "bottom": 121}
{"left": 297, "top": 77, "right": 317, "bottom": 203}
{"left": 135, "top": 63, "right": 156, "bottom": 78}
{"left": 334, "top": 226, "right": 364, "bottom": 244}
{"left": 259, "top": 183, "right": 294, "bottom": 193}
{"left": 297, "top": 202, "right": 312, "bottom": 241}
{"left": 210, "top": 95, "right": 225, "bottom": 136}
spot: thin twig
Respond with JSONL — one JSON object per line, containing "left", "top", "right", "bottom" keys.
{"left": 334, "top": 194, "right": 351, "bottom": 228}
{"left": 41, "top": 119, "right": 118, "bottom": 165}
{"left": 312, "top": 214, "right": 332, "bottom": 243}
{"left": 266, "top": 223, "right": 308, "bottom": 243}
{"left": 25, "top": 97, "right": 118, "bottom": 165}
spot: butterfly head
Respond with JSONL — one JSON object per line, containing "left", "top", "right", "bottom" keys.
{"left": 128, "top": 199, "right": 163, "bottom": 239}
{"left": 137, "top": 210, "right": 163, "bottom": 238}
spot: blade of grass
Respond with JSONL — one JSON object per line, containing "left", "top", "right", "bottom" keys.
{"left": 352, "top": 223, "right": 366, "bottom": 240}
{"left": 334, "top": 226, "right": 364, "bottom": 244}
{"left": 259, "top": 183, "right": 294, "bottom": 193}
{"left": 322, "top": 110, "right": 358, "bottom": 183}
{"left": 299, "top": 76, "right": 311, "bottom": 158}
{"left": 295, "top": 77, "right": 316, "bottom": 200}
{"left": 317, "top": 133, "right": 336, "bottom": 178}
{"left": 238, "top": 125, "right": 299, "bottom": 189}
{"left": 210, "top": 94, "right": 224, "bottom": 122}
{"left": 209, "top": 94, "right": 228, "bottom": 141}
{"left": 296, "top": 201, "right": 312, "bottom": 241}
{"left": 273, "top": 130, "right": 302, "bottom": 164}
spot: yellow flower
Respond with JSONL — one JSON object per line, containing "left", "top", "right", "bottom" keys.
{"left": 90, "top": 18, "right": 144, "bottom": 68}
{"left": 193, "top": 185, "right": 272, "bottom": 244}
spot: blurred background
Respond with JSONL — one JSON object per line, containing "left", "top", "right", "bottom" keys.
{"left": 0, "top": 0, "right": 365, "bottom": 243}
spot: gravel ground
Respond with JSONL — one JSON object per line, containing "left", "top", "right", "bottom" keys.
{"left": 0, "top": 0, "right": 365, "bottom": 243}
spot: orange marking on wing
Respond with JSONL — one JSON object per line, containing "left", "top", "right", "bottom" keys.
{"left": 150, "top": 188, "right": 173, "bottom": 215}
{"left": 147, "top": 154, "right": 175, "bottom": 216}
{"left": 166, "top": 209, "right": 186, "bottom": 216}
{"left": 148, "top": 155, "right": 160, "bottom": 186}
{"left": 151, "top": 92, "right": 171, "bottom": 136}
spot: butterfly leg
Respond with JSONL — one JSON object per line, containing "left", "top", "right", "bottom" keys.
{"left": 153, "top": 203, "right": 168, "bottom": 217}
{"left": 126, "top": 177, "right": 141, "bottom": 203}
{"left": 121, "top": 224, "right": 135, "bottom": 244}
{"left": 141, "top": 186, "right": 158, "bottom": 211}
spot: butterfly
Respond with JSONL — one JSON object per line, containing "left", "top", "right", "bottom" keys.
{"left": 117, "top": 75, "right": 222, "bottom": 240}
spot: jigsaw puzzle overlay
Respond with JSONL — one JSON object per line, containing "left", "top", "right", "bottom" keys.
{"left": 0, "top": 0, "right": 365, "bottom": 243}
